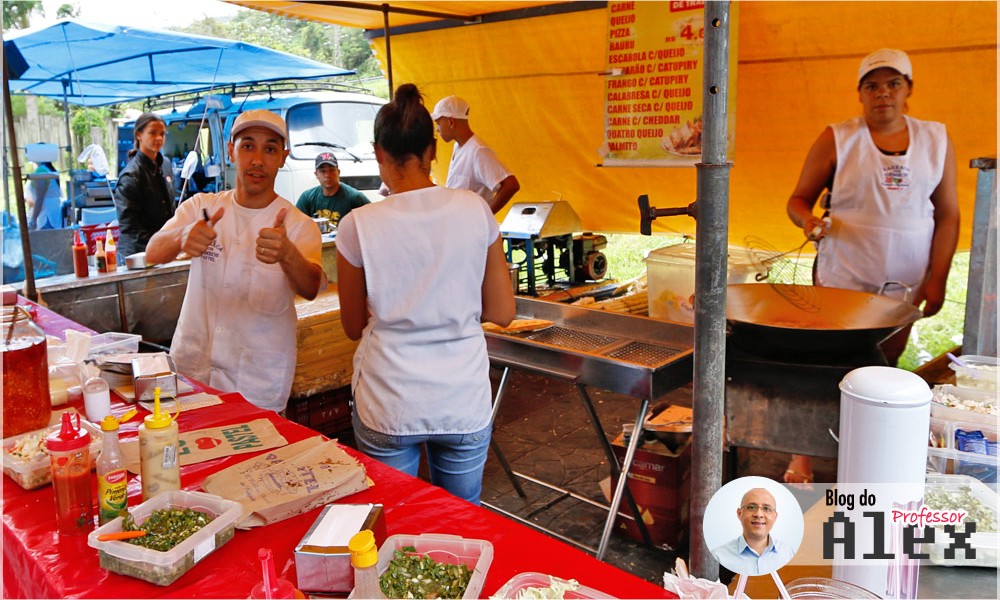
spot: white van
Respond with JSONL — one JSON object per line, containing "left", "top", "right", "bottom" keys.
{"left": 117, "top": 85, "right": 386, "bottom": 202}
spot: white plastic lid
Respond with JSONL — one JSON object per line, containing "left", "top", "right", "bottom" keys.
{"left": 839, "top": 366, "right": 931, "bottom": 407}
{"left": 645, "top": 243, "right": 760, "bottom": 269}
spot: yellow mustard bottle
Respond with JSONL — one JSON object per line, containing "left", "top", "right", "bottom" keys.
{"left": 97, "top": 414, "right": 129, "bottom": 524}
{"left": 138, "top": 387, "right": 180, "bottom": 501}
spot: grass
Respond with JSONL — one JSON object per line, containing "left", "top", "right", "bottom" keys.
{"left": 599, "top": 233, "right": 969, "bottom": 371}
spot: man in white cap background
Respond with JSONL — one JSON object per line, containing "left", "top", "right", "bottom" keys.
{"left": 432, "top": 95, "right": 521, "bottom": 214}
{"left": 146, "top": 109, "right": 324, "bottom": 414}
{"left": 783, "top": 48, "right": 958, "bottom": 483}
{"left": 296, "top": 152, "right": 370, "bottom": 228}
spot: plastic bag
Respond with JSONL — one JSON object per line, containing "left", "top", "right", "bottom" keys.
{"left": 663, "top": 558, "right": 734, "bottom": 599}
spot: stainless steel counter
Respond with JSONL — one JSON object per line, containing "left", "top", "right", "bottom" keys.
{"left": 34, "top": 237, "right": 339, "bottom": 345}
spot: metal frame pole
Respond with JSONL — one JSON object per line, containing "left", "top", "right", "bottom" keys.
{"left": 690, "top": 0, "right": 732, "bottom": 580}
{"left": 3, "top": 56, "right": 38, "bottom": 301}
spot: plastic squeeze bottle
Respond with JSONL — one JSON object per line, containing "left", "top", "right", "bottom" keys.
{"left": 97, "top": 414, "right": 129, "bottom": 525}
{"left": 138, "top": 387, "right": 180, "bottom": 501}
{"left": 45, "top": 412, "right": 94, "bottom": 534}
{"left": 94, "top": 239, "right": 106, "bottom": 273}
{"left": 348, "top": 530, "right": 386, "bottom": 599}
{"left": 72, "top": 230, "right": 89, "bottom": 277}
{"left": 103, "top": 230, "right": 117, "bottom": 272}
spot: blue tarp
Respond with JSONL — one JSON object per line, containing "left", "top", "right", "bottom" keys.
{"left": 4, "top": 20, "right": 352, "bottom": 106}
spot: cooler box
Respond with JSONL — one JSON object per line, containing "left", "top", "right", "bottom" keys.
{"left": 645, "top": 244, "right": 763, "bottom": 322}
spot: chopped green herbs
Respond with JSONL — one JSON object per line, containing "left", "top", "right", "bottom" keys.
{"left": 378, "top": 546, "right": 473, "bottom": 599}
{"left": 122, "top": 508, "right": 214, "bottom": 552}
{"left": 924, "top": 485, "right": 997, "bottom": 532}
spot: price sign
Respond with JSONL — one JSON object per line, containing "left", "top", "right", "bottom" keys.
{"left": 599, "top": 0, "right": 739, "bottom": 166}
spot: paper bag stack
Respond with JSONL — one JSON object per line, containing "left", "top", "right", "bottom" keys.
{"left": 202, "top": 437, "right": 372, "bottom": 529}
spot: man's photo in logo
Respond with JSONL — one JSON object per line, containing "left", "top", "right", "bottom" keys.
{"left": 704, "top": 476, "right": 804, "bottom": 576}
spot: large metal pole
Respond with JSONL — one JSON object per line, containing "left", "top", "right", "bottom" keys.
{"left": 690, "top": 1, "right": 732, "bottom": 580}
{"left": 3, "top": 56, "right": 38, "bottom": 301}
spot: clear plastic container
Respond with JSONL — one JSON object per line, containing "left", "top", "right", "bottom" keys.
{"left": 87, "top": 490, "right": 241, "bottom": 586}
{"left": 2, "top": 414, "right": 102, "bottom": 489}
{"left": 949, "top": 355, "right": 999, "bottom": 392}
{"left": 350, "top": 533, "right": 493, "bottom": 600}
{"left": 924, "top": 474, "right": 999, "bottom": 568}
{"left": 785, "top": 577, "right": 880, "bottom": 599}
{"left": 645, "top": 244, "right": 763, "bottom": 323}
{"left": 931, "top": 384, "right": 997, "bottom": 426}
{"left": 927, "top": 418, "right": 998, "bottom": 483}
{"left": 491, "top": 572, "right": 615, "bottom": 599}
{"left": 86, "top": 332, "right": 142, "bottom": 358}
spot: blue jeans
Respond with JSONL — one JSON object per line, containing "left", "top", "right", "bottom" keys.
{"left": 351, "top": 410, "right": 491, "bottom": 505}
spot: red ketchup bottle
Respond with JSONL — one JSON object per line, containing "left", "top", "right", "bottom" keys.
{"left": 46, "top": 412, "right": 94, "bottom": 535}
{"left": 72, "top": 230, "right": 89, "bottom": 278}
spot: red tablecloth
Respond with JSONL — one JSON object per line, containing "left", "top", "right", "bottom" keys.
{"left": 2, "top": 299, "right": 674, "bottom": 599}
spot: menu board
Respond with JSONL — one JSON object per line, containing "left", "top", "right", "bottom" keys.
{"left": 599, "top": 1, "right": 738, "bottom": 166}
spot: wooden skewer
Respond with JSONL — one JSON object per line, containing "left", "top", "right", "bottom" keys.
{"left": 97, "top": 530, "right": 146, "bottom": 541}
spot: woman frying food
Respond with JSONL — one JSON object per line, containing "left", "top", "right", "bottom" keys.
{"left": 784, "top": 48, "right": 959, "bottom": 483}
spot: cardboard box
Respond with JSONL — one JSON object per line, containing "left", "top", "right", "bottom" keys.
{"left": 294, "top": 504, "right": 386, "bottom": 594}
{"left": 610, "top": 429, "right": 691, "bottom": 549}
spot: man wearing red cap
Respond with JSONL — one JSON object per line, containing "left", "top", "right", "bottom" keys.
{"left": 295, "top": 152, "right": 370, "bottom": 227}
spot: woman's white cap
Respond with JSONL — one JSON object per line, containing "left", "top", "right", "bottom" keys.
{"left": 858, "top": 48, "right": 912, "bottom": 84}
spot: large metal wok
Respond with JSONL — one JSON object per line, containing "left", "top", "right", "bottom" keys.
{"left": 726, "top": 283, "right": 924, "bottom": 358}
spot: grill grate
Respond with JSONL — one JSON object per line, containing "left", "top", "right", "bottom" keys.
{"left": 522, "top": 325, "right": 620, "bottom": 352}
{"left": 603, "top": 341, "right": 685, "bottom": 367}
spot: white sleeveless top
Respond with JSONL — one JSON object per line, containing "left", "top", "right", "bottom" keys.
{"left": 338, "top": 186, "right": 499, "bottom": 435}
{"left": 817, "top": 115, "right": 947, "bottom": 299}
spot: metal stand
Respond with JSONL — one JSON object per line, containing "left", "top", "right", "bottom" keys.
{"left": 484, "top": 363, "right": 653, "bottom": 560}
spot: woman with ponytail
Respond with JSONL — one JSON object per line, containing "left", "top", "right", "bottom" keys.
{"left": 114, "top": 112, "right": 176, "bottom": 257}
{"left": 337, "top": 84, "right": 515, "bottom": 504}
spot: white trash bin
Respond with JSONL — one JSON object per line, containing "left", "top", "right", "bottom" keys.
{"left": 833, "top": 366, "right": 931, "bottom": 599}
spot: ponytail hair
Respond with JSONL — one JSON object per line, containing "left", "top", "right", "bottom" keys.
{"left": 129, "top": 112, "right": 166, "bottom": 159}
{"left": 374, "top": 83, "right": 435, "bottom": 165}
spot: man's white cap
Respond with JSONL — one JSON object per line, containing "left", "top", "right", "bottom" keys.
{"left": 231, "top": 109, "right": 288, "bottom": 144}
{"left": 858, "top": 48, "right": 912, "bottom": 84}
{"left": 431, "top": 96, "right": 471, "bottom": 120}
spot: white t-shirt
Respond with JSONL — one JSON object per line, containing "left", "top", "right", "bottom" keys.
{"left": 337, "top": 186, "right": 499, "bottom": 435}
{"left": 444, "top": 135, "right": 513, "bottom": 204}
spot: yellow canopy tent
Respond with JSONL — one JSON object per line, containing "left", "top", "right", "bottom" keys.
{"left": 233, "top": 1, "right": 996, "bottom": 250}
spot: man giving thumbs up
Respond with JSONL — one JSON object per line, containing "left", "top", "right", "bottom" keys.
{"left": 147, "top": 109, "right": 324, "bottom": 413}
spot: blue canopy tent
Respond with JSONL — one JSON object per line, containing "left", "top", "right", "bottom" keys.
{"left": 2, "top": 20, "right": 353, "bottom": 296}
{"left": 5, "top": 20, "right": 351, "bottom": 105}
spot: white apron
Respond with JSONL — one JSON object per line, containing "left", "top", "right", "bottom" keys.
{"left": 817, "top": 115, "right": 947, "bottom": 300}
{"left": 168, "top": 190, "right": 321, "bottom": 412}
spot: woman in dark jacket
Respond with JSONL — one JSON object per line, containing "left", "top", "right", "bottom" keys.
{"left": 114, "top": 113, "right": 176, "bottom": 257}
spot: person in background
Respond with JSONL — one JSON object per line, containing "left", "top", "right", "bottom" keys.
{"left": 146, "top": 109, "right": 324, "bottom": 413}
{"left": 114, "top": 113, "right": 176, "bottom": 257}
{"left": 27, "top": 161, "right": 63, "bottom": 229}
{"left": 295, "top": 152, "right": 370, "bottom": 227}
{"left": 784, "top": 48, "right": 959, "bottom": 483}
{"left": 337, "top": 84, "right": 515, "bottom": 504}
{"left": 431, "top": 95, "right": 520, "bottom": 214}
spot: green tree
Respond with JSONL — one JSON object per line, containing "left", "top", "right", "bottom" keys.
{"left": 3, "top": 0, "right": 43, "bottom": 30}
{"left": 56, "top": 4, "right": 79, "bottom": 19}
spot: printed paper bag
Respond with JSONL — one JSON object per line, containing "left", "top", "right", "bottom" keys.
{"left": 121, "top": 418, "right": 287, "bottom": 473}
{"left": 201, "top": 436, "right": 372, "bottom": 528}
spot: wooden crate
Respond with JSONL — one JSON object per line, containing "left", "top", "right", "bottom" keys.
{"left": 293, "top": 288, "right": 359, "bottom": 398}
